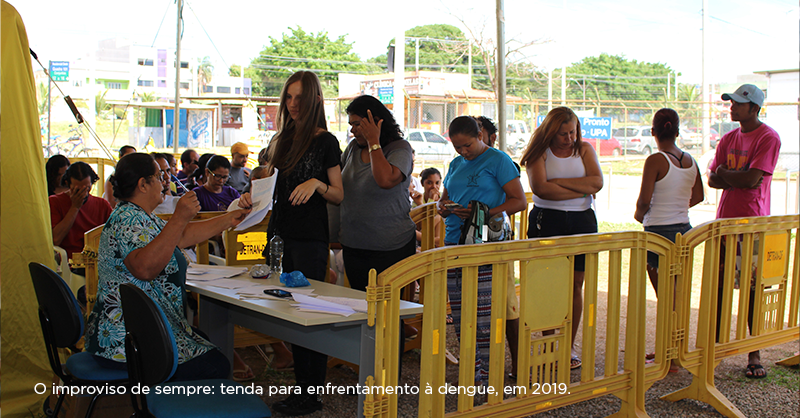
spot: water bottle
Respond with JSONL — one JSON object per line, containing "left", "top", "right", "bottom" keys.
{"left": 269, "top": 234, "right": 284, "bottom": 278}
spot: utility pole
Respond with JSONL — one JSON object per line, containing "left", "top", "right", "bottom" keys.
{"left": 561, "top": 67, "right": 566, "bottom": 106}
{"left": 701, "top": 0, "right": 710, "bottom": 153}
{"left": 47, "top": 61, "right": 52, "bottom": 147}
{"left": 496, "top": 0, "right": 507, "bottom": 153}
{"left": 173, "top": 0, "right": 183, "bottom": 153}
{"left": 393, "top": 30, "right": 405, "bottom": 130}
{"left": 415, "top": 38, "right": 420, "bottom": 73}
{"left": 548, "top": 69, "right": 553, "bottom": 111}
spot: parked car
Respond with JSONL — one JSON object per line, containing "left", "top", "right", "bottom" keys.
{"left": 678, "top": 127, "right": 703, "bottom": 149}
{"left": 612, "top": 126, "right": 656, "bottom": 155}
{"left": 685, "top": 127, "right": 720, "bottom": 148}
{"left": 506, "top": 119, "right": 532, "bottom": 154}
{"left": 406, "top": 129, "right": 455, "bottom": 161}
{"left": 583, "top": 136, "right": 622, "bottom": 156}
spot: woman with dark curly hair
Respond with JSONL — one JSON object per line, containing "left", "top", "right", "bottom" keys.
{"left": 85, "top": 152, "right": 250, "bottom": 381}
{"left": 45, "top": 154, "right": 70, "bottom": 196}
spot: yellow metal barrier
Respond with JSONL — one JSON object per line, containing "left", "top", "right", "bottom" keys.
{"left": 366, "top": 231, "right": 676, "bottom": 417}
{"left": 663, "top": 214, "right": 800, "bottom": 418}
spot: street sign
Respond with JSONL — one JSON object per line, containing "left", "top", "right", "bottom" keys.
{"left": 49, "top": 61, "right": 69, "bottom": 82}
{"left": 377, "top": 87, "right": 393, "bottom": 104}
{"left": 537, "top": 116, "right": 612, "bottom": 140}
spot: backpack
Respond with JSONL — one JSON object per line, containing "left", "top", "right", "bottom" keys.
{"left": 458, "top": 200, "right": 512, "bottom": 245}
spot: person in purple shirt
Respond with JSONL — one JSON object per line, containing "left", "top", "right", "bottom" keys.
{"left": 192, "top": 155, "right": 240, "bottom": 211}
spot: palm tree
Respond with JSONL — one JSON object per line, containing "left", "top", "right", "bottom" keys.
{"left": 37, "top": 82, "right": 60, "bottom": 115}
{"left": 676, "top": 84, "right": 701, "bottom": 128}
{"left": 197, "top": 56, "right": 214, "bottom": 95}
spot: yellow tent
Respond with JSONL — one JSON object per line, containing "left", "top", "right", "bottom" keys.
{"left": 1, "top": 1, "right": 58, "bottom": 416}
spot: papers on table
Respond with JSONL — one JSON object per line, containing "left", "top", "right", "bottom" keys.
{"left": 290, "top": 293, "right": 360, "bottom": 317}
{"left": 317, "top": 296, "right": 368, "bottom": 313}
{"left": 237, "top": 285, "right": 316, "bottom": 301}
{"left": 234, "top": 170, "right": 278, "bottom": 231}
{"left": 186, "top": 264, "right": 248, "bottom": 281}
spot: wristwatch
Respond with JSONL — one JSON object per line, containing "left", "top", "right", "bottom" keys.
{"left": 369, "top": 143, "right": 382, "bottom": 153}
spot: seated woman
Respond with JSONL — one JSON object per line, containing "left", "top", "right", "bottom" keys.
{"left": 46, "top": 154, "right": 70, "bottom": 196}
{"left": 194, "top": 155, "right": 240, "bottom": 212}
{"left": 85, "top": 152, "right": 251, "bottom": 381}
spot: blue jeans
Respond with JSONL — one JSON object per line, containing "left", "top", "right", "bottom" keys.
{"left": 644, "top": 222, "right": 691, "bottom": 268}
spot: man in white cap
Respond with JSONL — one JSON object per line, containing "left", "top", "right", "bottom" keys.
{"left": 227, "top": 142, "right": 252, "bottom": 194}
{"left": 708, "top": 83, "right": 781, "bottom": 379}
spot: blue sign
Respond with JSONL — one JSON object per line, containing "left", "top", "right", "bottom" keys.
{"left": 49, "top": 61, "right": 69, "bottom": 82}
{"left": 377, "top": 87, "right": 393, "bottom": 104}
{"left": 536, "top": 116, "right": 612, "bottom": 140}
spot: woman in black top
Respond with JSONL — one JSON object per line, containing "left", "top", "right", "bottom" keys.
{"left": 240, "top": 70, "right": 343, "bottom": 416}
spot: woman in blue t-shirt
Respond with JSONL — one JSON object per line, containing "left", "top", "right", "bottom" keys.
{"left": 438, "top": 116, "right": 526, "bottom": 386}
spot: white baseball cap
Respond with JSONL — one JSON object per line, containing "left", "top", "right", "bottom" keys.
{"left": 721, "top": 84, "right": 764, "bottom": 107}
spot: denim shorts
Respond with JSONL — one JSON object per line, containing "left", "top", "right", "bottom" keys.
{"left": 644, "top": 222, "right": 691, "bottom": 268}
{"left": 527, "top": 207, "right": 598, "bottom": 271}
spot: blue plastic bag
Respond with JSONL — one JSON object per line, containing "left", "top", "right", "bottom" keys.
{"left": 280, "top": 270, "right": 310, "bottom": 287}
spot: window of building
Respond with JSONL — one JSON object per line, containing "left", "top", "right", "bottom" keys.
{"left": 180, "top": 82, "right": 189, "bottom": 89}
{"left": 180, "top": 61, "right": 189, "bottom": 69}
{"left": 235, "top": 87, "right": 241, "bottom": 94}
{"left": 138, "top": 80, "right": 154, "bottom": 87}
{"left": 138, "top": 58, "right": 154, "bottom": 66}
{"left": 107, "top": 82, "right": 123, "bottom": 89}
{"left": 217, "top": 86, "right": 231, "bottom": 94}
{"left": 203, "top": 85, "right": 213, "bottom": 93}
{"left": 243, "top": 87, "right": 251, "bottom": 95}
{"left": 222, "top": 105, "right": 243, "bottom": 128}
{"left": 158, "top": 80, "right": 166, "bottom": 88}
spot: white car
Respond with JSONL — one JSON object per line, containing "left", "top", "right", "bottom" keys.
{"left": 406, "top": 129, "right": 455, "bottom": 161}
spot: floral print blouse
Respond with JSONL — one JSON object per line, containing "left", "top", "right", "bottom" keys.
{"left": 86, "top": 201, "right": 215, "bottom": 363}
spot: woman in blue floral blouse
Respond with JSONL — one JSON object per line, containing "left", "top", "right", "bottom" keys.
{"left": 85, "top": 153, "right": 250, "bottom": 381}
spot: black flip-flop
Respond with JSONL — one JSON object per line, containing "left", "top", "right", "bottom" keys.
{"left": 570, "top": 355, "right": 582, "bottom": 370}
{"left": 745, "top": 363, "right": 767, "bottom": 379}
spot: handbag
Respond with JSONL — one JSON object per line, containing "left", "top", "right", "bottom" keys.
{"left": 458, "top": 200, "right": 512, "bottom": 245}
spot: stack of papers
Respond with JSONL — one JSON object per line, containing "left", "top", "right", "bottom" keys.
{"left": 187, "top": 264, "right": 248, "bottom": 281}
{"left": 291, "top": 293, "right": 361, "bottom": 317}
{"left": 234, "top": 172, "right": 278, "bottom": 231}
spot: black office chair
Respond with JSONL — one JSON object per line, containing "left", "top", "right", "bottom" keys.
{"left": 28, "top": 262, "right": 128, "bottom": 418}
{"left": 119, "top": 283, "right": 271, "bottom": 418}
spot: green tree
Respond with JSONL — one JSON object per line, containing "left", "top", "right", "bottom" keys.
{"left": 675, "top": 84, "right": 701, "bottom": 127}
{"left": 565, "top": 54, "right": 673, "bottom": 103}
{"left": 95, "top": 90, "right": 110, "bottom": 116}
{"left": 371, "top": 24, "right": 469, "bottom": 73}
{"left": 197, "top": 56, "right": 214, "bottom": 95}
{"left": 37, "top": 82, "right": 60, "bottom": 115}
{"left": 249, "top": 26, "right": 380, "bottom": 97}
{"left": 229, "top": 64, "right": 241, "bottom": 77}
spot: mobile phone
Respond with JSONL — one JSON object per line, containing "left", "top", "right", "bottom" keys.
{"left": 444, "top": 203, "right": 460, "bottom": 209}
{"left": 263, "top": 289, "right": 292, "bottom": 298}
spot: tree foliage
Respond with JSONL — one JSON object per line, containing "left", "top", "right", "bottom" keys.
{"left": 565, "top": 53, "right": 673, "bottom": 103}
{"left": 249, "top": 26, "right": 381, "bottom": 97}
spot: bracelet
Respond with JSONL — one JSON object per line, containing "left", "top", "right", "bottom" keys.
{"left": 322, "top": 183, "right": 329, "bottom": 195}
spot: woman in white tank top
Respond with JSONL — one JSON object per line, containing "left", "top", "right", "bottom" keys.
{"left": 519, "top": 107, "right": 604, "bottom": 370}
{"left": 634, "top": 109, "right": 703, "bottom": 371}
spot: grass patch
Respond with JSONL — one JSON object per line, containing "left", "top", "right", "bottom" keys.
{"left": 729, "top": 363, "right": 800, "bottom": 392}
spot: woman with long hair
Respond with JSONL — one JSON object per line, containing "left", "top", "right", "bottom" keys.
{"left": 519, "top": 106, "right": 603, "bottom": 370}
{"left": 241, "top": 70, "right": 343, "bottom": 416}
{"left": 438, "top": 116, "right": 526, "bottom": 387}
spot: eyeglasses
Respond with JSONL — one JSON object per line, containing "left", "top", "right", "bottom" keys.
{"left": 207, "top": 171, "right": 230, "bottom": 181}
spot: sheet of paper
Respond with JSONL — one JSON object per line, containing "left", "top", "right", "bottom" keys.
{"left": 317, "top": 296, "right": 368, "bottom": 313}
{"left": 204, "top": 278, "right": 254, "bottom": 289}
{"left": 234, "top": 170, "right": 278, "bottom": 231}
{"left": 187, "top": 263, "right": 248, "bottom": 277}
{"left": 290, "top": 293, "right": 356, "bottom": 316}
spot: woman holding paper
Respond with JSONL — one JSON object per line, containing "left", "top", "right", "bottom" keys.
{"left": 85, "top": 153, "right": 251, "bottom": 381}
{"left": 240, "top": 70, "right": 343, "bottom": 416}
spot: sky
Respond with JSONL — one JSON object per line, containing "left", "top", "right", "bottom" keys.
{"left": 13, "top": 0, "right": 799, "bottom": 86}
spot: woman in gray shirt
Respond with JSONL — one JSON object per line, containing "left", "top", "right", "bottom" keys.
{"left": 339, "top": 95, "right": 416, "bottom": 291}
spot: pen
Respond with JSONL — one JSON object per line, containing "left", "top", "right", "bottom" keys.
{"left": 170, "top": 173, "right": 191, "bottom": 194}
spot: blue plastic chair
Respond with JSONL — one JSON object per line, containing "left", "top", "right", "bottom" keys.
{"left": 28, "top": 262, "right": 128, "bottom": 418}
{"left": 119, "top": 283, "right": 271, "bottom": 418}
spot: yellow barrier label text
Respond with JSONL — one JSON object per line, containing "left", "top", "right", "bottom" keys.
{"left": 763, "top": 233, "right": 788, "bottom": 278}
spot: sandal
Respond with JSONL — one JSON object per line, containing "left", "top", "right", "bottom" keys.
{"left": 745, "top": 363, "right": 767, "bottom": 379}
{"left": 232, "top": 365, "right": 255, "bottom": 382}
{"left": 570, "top": 355, "right": 582, "bottom": 370}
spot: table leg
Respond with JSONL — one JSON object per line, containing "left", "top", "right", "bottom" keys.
{"left": 197, "top": 295, "right": 235, "bottom": 373}
{"left": 358, "top": 322, "right": 375, "bottom": 418}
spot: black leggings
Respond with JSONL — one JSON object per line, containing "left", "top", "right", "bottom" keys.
{"left": 342, "top": 236, "right": 416, "bottom": 291}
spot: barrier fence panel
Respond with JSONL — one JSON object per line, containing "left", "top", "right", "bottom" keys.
{"left": 663, "top": 214, "right": 800, "bottom": 418}
{"left": 366, "top": 231, "right": 676, "bottom": 418}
